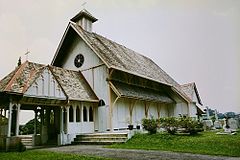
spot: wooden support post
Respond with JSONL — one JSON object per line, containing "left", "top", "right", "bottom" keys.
{"left": 40, "top": 108, "right": 44, "bottom": 138}
{"left": 128, "top": 99, "right": 136, "bottom": 125}
{"left": 80, "top": 103, "right": 83, "bottom": 122}
{"left": 108, "top": 84, "right": 113, "bottom": 131}
{"left": 73, "top": 105, "right": 76, "bottom": 123}
{"left": 34, "top": 109, "right": 37, "bottom": 135}
{"left": 7, "top": 102, "right": 13, "bottom": 137}
{"left": 144, "top": 102, "right": 150, "bottom": 118}
{"left": 157, "top": 103, "right": 162, "bottom": 118}
{"left": 15, "top": 104, "right": 21, "bottom": 136}
{"left": 65, "top": 106, "right": 69, "bottom": 134}
{"left": 59, "top": 107, "right": 64, "bottom": 133}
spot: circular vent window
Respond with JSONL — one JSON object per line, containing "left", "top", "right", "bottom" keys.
{"left": 74, "top": 54, "right": 84, "bottom": 68}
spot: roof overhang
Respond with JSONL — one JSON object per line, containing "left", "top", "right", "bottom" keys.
{"left": 109, "top": 81, "right": 174, "bottom": 104}
{"left": 193, "top": 83, "right": 203, "bottom": 105}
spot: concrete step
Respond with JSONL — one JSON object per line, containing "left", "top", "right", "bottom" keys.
{"left": 76, "top": 133, "right": 128, "bottom": 138}
{"left": 74, "top": 137, "right": 127, "bottom": 142}
{"left": 19, "top": 136, "right": 33, "bottom": 146}
{"left": 72, "top": 132, "right": 128, "bottom": 145}
{"left": 72, "top": 140, "right": 126, "bottom": 145}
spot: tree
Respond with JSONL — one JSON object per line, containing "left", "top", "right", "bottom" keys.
{"left": 20, "top": 119, "right": 40, "bottom": 135}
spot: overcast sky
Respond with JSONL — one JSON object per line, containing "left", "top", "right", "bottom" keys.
{"left": 0, "top": 0, "right": 239, "bottom": 123}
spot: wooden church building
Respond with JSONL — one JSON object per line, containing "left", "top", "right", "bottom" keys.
{"left": 0, "top": 9, "right": 203, "bottom": 146}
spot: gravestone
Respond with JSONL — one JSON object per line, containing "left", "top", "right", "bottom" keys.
{"left": 214, "top": 121, "right": 222, "bottom": 129}
{"left": 202, "top": 120, "right": 213, "bottom": 130}
{"left": 228, "top": 118, "right": 239, "bottom": 130}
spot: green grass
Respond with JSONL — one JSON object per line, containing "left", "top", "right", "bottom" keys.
{"left": 0, "top": 150, "right": 112, "bottom": 160}
{"left": 109, "top": 131, "right": 240, "bottom": 157}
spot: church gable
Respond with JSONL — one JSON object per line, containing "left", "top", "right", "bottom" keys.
{"left": 180, "top": 83, "right": 202, "bottom": 105}
{"left": 51, "top": 9, "right": 193, "bottom": 103}
{"left": 52, "top": 25, "right": 104, "bottom": 72}
{"left": 25, "top": 67, "right": 66, "bottom": 100}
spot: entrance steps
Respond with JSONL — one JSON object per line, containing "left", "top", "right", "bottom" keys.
{"left": 18, "top": 135, "right": 33, "bottom": 146}
{"left": 72, "top": 132, "right": 129, "bottom": 145}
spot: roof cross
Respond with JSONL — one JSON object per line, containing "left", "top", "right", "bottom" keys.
{"left": 25, "top": 49, "right": 30, "bottom": 61}
{"left": 81, "top": 2, "right": 87, "bottom": 9}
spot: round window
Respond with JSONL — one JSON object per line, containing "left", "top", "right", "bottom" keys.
{"left": 74, "top": 54, "right": 84, "bottom": 68}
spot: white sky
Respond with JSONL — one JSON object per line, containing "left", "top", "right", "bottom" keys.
{"left": 0, "top": 0, "right": 239, "bottom": 123}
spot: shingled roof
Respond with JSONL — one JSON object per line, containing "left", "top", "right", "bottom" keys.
{"left": 110, "top": 81, "right": 174, "bottom": 104}
{"left": 0, "top": 61, "right": 98, "bottom": 102}
{"left": 59, "top": 22, "right": 190, "bottom": 102}
{"left": 180, "top": 82, "right": 202, "bottom": 105}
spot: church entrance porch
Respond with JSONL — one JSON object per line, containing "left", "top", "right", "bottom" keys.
{"left": 0, "top": 95, "right": 98, "bottom": 149}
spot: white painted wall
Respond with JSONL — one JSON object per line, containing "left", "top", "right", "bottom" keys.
{"left": 133, "top": 101, "right": 145, "bottom": 126}
{"left": 148, "top": 103, "right": 158, "bottom": 118}
{"left": 112, "top": 98, "right": 177, "bottom": 129}
{"left": 159, "top": 104, "right": 169, "bottom": 117}
{"left": 25, "top": 68, "right": 66, "bottom": 99}
{"left": 175, "top": 102, "right": 189, "bottom": 117}
{"left": 68, "top": 122, "right": 94, "bottom": 134}
{"left": 189, "top": 103, "right": 198, "bottom": 118}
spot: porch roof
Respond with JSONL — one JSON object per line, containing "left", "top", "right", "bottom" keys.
{"left": 0, "top": 61, "right": 98, "bottom": 103}
{"left": 110, "top": 81, "right": 174, "bottom": 104}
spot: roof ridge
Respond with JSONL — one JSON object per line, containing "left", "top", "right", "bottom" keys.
{"left": 4, "top": 61, "right": 29, "bottom": 92}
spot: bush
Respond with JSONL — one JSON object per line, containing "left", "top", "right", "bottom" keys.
{"left": 17, "top": 141, "right": 26, "bottom": 152}
{"left": 178, "top": 117, "right": 203, "bottom": 135}
{"left": 0, "top": 116, "right": 7, "bottom": 125}
{"left": 159, "top": 117, "right": 179, "bottom": 135}
{"left": 142, "top": 117, "right": 158, "bottom": 134}
{"left": 20, "top": 119, "right": 40, "bottom": 135}
{"left": 142, "top": 117, "right": 203, "bottom": 135}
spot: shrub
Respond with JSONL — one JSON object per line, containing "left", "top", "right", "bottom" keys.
{"left": 17, "top": 141, "right": 26, "bottom": 152}
{"left": 179, "top": 117, "right": 203, "bottom": 135}
{"left": 0, "top": 116, "right": 7, "bottom": 125}
{"left": 142, "top": 117, "right": 158, "bottom": 134}
{"left": 159, "top": 117, "right": 179, "bottom": 135}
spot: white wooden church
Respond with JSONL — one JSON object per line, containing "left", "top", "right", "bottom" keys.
{"left": 0, "top": 9, "right": 203, "bottom": 146}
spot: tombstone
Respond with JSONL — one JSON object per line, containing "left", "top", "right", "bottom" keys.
{"left": 214, "top": 109, "right": 219, "bottom": 121}
{"left": 214, "top": 121, "right": 222, "bottom": 129}
{"left": 202, "top": 120, "right": 213, "bottom": 130}
{"left": 228, "top": 118, "right": 239, "bottom": 130}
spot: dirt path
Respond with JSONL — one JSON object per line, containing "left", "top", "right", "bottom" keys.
{"left": 39, "top": 145, "right": 240, "bottom": 160}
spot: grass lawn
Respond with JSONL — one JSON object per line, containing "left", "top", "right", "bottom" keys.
{"left": 109, "top": 131, "right": 240, "bottom": 157}
{"left": 0, "top": 150, "right": 112, "bottom": 160}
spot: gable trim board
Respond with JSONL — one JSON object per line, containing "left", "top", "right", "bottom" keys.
{"left": 51, "top": 22, "right": 191, "bottom": 104}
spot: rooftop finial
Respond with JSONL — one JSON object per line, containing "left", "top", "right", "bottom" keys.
{"left": 25, "top": 49, "right": 30, "bottom": 61}
{"left": 81, "top": 2, "right": 87, "bottom": 9}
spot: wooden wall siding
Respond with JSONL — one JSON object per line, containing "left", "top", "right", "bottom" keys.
{"left": 189, "top": 104, "right": 198, "bottom": 118}
{"left": 112, "top": 98, "right": 174, "bottom": 129}
{"left": 174, "top": 102, "right": 188, "bottom": 117}
{"left": 25, "top": 68, "right": 66, "bottom": 99}
{"left": 60, "top": 35, "right": 109, "bottom": 104}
